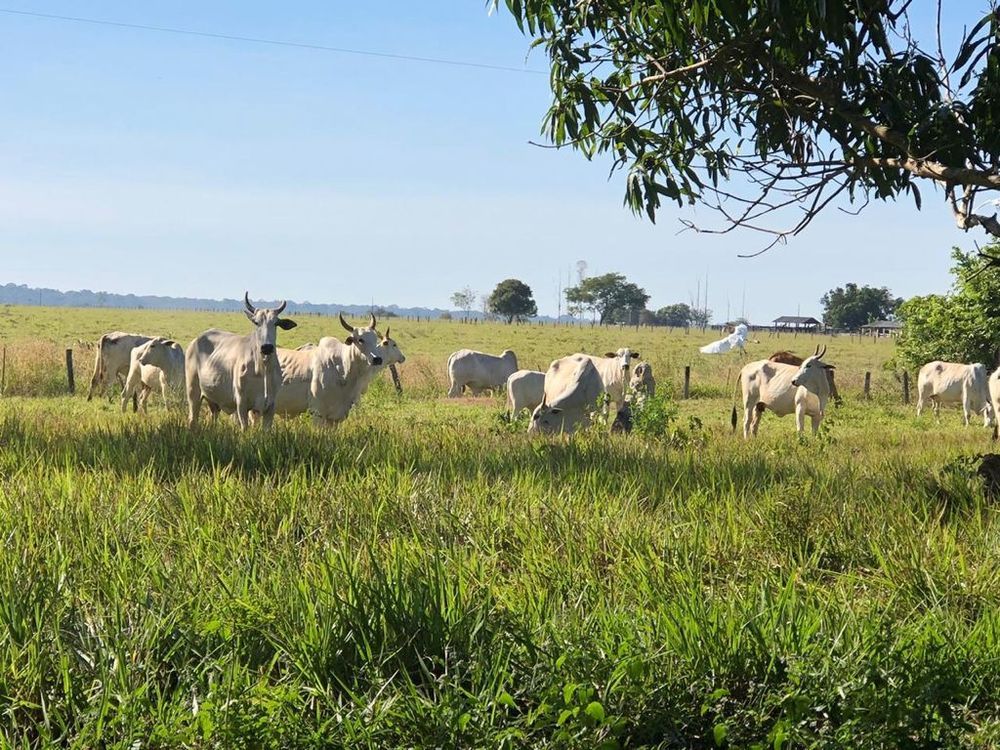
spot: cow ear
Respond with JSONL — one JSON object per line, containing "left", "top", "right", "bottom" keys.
{"left": 604, "top": 352, "right": 615, "bottom": 358}
{"left": 346, "top": 336, "right": 354, "bottom": 344}
{"left": 824, "top": 364, "right": 836, "bottom": 370}
{"left": 277, "top": 319, "right": 297, "bottom": 330}
{"left": 631, "top": 352, "right": 640, "bottom": 358}
{"left": 550, "top": 407, "right": 562, "bottom": 414}
{"left": 244, "top": 309, "right": 256, "bottom": 322}
{"left": 163, "top": 339, "right": 176, "bottom": 346}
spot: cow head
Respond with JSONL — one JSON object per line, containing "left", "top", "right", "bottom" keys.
{"left": 790, "top": 344, "right": 834, "bottom": 391}
{"left": 629, "top": 361, "right": 654, "bottom": 394}
{"left": 339, "top": 312, "right": 383, "bottom": 366}
{"left": 377, "top": 326, "right": 406, "bottom": 365}
{"left": 244, "top": 293, "right": 297, "bottom": 362}
{"left": 136, "top": 337, "right": 180, "bottom": 368}
{"left": 528, "top": 395, "right": 562, "bottom": 434}
{"left": 603, "top": 347, "right": 641, "bottom": 372}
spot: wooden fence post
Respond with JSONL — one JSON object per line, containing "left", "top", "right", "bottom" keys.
{"left": 65, "top": 348, "right": 75, "bottom": 394}
{"left": 902, "top": 371, "right": 910, "bottom": 404}
{"left": 388, "top": 364, "right": 403, "bottom": 395}
{"left": 864, "top": 371, "right": 871, "bottom": 400}
{"left": 683, "top": 365, "right": 691, "bottom": 399}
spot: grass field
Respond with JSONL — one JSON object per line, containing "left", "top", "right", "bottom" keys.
{"left": 2, "top": 305, "right": 1000, "bottom": 748}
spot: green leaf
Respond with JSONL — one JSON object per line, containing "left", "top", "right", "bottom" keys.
{"left": 714, "top": 723, "right": 728, "bottom": 746}
{"left": 584, "top": 701, "right": 605, "bottom": 723}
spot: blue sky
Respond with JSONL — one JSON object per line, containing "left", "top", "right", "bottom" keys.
{"left": 0, "top": 1, "right": 986, "bottom": 322}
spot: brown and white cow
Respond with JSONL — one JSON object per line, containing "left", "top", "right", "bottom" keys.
{"left": 736, "top": 345, "right": 835, "bottom": 438}
{"left": 768, "top": 350, "right": 841, "bottom": 405}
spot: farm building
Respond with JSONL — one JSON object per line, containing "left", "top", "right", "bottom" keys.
{"left": 860, "top": 319, "right": 903, "bottom": 337}
{"left": 772, "top": 315, "right": 822, "bottom": 332}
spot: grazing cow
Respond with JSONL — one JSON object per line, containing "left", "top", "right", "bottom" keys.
{"left": 87, "top": 332, "right": 154, "bottom": 402}
{"left": 447, "top": 349, "right": 518, "bottom": 397}
{"left": 990, "top": 367, "right": 1000, "bottom": 439}
{"left": 529, "top": 354, "right": 604, "bottom": 434}
{"left": 736, "top": 345, "right": 835, "bottom": 438}
{"left": 917, "top": 361, "right": 993, "bottom": 427}
{"left": 629, "top": 362, "right": 656, "bottom": 402}
{"left": 185, "top": 293, "right": 297, "bottom": 430}
{"left": 270, "top": 313, "right": 384, "bottom": 425}
{"left": 121, "top": 337, "right": 185, "bottom": 413}
{"left": 768, "top": 350, "right": 842, "bottom": 406}
{"left": 506, "top": 369, "right": 545, "bottom": 419}
{"left": 357, "top": 326, "right": 406, "bottom": 396}
{"left": 580, "top": 348, "right": 641, "bottom": 412}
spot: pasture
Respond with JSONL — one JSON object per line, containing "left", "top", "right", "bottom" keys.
{"left": 2, "top": 305, "right": 1000, "bottom": 748}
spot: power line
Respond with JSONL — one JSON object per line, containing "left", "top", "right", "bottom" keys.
{"left": 0, "top": 7, "right": 546, "bottom": 75}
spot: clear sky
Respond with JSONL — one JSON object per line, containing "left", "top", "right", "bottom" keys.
{"left": 0, "top": 1, "right": 986, "bottom": 322}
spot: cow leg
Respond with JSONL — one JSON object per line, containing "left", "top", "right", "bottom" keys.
{"left": 207, "top": 402, "right": 221, "bottom": 422}
{"left": 447, "top": 376, "right": 462, "bottom": 398}
{"left": 916, "top": 393, "right": 924, "bottom": 417}
{"left": 742, "top": 398, "right": 755, "bottom": 439}
{"left": 137, "top": 385, "right": 150, "bottom": 414}
{"left": 962, "top": 391, "right": 972, "bottom": 426}
{"left": 160, "top": 376, "right": 169, "bottom": 412}
{"left": 811, "top": 413, "right": 822, "bottom": 435}
{"left": 795, "top": 403, "right": 806, "bottom": 434}
{"left": 260, "top": 408, "right": 275, "bottom": 431}
{"left": 235, "top": 397, "right": 251, "bottom": 429}
{"left": 186, "top": 382, "right": 202, "bottom": 430}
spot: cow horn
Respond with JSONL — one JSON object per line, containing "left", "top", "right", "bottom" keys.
{"left": 369, "top": 312, "right": 377, "bottom": 330}
{"left": 819, "top": 344, "right": 827, "bottom": 359}
{"left": 244, "top": 292, "right": 256, "bottom": 314}
{"left": 339, "top": 313, "right": 354, "bottom": 332}
{"left": 274, "top": 299, "right": 287, "bottom": 315}
{"left": 813, "top": 344, "right": 820, "bottom": 356}
{"left": 384, "top": 326, "right": 390, "bottom": 338}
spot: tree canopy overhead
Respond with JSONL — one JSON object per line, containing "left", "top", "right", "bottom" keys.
{"left": 501, "top": 1, "right": 1000, "bottom": 250}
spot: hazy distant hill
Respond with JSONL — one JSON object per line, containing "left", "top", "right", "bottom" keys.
{"left": 0, "top": 283, "right": 585, "bottom": 323}
{"left": 0, "top": 282, "right": 465, "bottom": 320}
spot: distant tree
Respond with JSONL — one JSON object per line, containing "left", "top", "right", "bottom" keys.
{"left": 373, "top": 306, "right": 399, "bottom": 319}
{"left": 897, "top": 247, "right": 1000, "bottom": 370}
{"left": 450, "top": 287, "right": 477, "bottom": 318}
{"left": 638, "top": 308, "right": 659, "bottom": 326}
{"left": 821, "top": 283, "right": 901, "bottom": 331}
{"left": 655, "top": 303, "right": 694, "bottom": 328}
{"left": 565, "top": 272, "right": 649, "bottom": 325}
{"left": 488, "top": 279, "right": 538, "bottom": 324}
{"left": 689, "top": 307, "right": 712, "bottom": 329}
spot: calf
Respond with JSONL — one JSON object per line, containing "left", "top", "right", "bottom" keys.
{"left": 506, "top": 369, "right": 545, "bottom": 419}
{"left": 121, "top": 337, "right": 185, "bottom": 413}
{"left": 87, "top": 332, "right": 154, "bottom": 403}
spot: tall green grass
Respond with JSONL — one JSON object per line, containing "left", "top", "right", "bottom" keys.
{"left": 0, "top": 307, "right": 996, "bottom": 747}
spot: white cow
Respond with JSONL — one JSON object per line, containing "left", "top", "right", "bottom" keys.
{"left": 120, "top": 337, "right": 185, "bottom": 413}
{"left": 529, "top": 355, "right": 604, "bottom": 434}
{"left": 447, "top": 349, "right": 518, "bottom": 397}
{"left": 87, "top": 331, "right": 154, "bottom": 403}
{"left": 917, "top": 361, "right": 993, "bottom": 426}
{"left": 185, "top": 294, "right": 297, "bottom": 430}
{"left": 357, "top": 326, "right": 407, "bottom": 396}
{"left": 581, "top": 348, "right": 641, "bottom": 412}
{"left": 506, "top": 369, "right": 545, "bottom": 419}
{"left": 988, "top": 366, "right": 1000, "bottom": 439}
{"left": 270, "top": 313, "right": 384, "bottom": 425}
{"left": 737, "top": 344, "right": 834, "bottom": 438}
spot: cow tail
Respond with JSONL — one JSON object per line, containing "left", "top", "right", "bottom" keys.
{"left": 729, "top": 367, "right": 741, "bottom": 433}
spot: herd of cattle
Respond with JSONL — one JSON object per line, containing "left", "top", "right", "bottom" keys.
{"left": 79, "top": 293, "right": 1000, "bottom": 438}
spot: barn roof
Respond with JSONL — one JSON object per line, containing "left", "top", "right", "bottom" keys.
{"left": 861, "top": 319, "right": 903, "bottom": 329}
{"left": 772, "top": 315, "right": 821, "bottom": 324}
